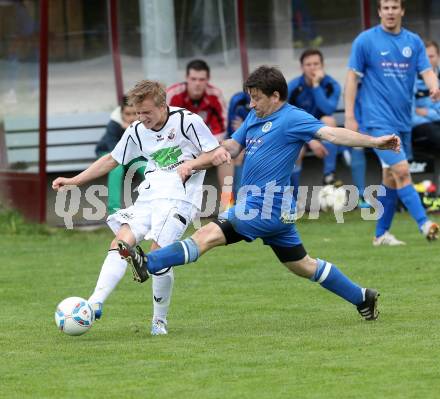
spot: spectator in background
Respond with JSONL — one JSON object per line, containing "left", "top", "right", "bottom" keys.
{"left": 95, "top": 96, "right": 145, "bottom": 214}
{"left": 167, "top": 59, "right": 232, "bottom": 210}
{"left": 412, "top": 40, "right": 440, "bottom": 151}
{"left": 288, "top": 48, "right": 341, "bottom": 191}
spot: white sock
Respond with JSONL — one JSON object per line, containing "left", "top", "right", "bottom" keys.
{"left": 152, "top": 268, "right": 174, "bottom": 324}
{"left": 88, "top": 249, "right": 127, "bottom": 304}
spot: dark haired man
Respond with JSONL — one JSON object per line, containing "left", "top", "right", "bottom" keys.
{"left": 119, "top": 66, "right": 401, "bottom": 323}
{"left": 167, "top": 59, "right": 232, "bottom": 210}
{"left": 288, "top": 48, "right": 341, "bottom": 190}
{"left": 345, "top": 0, "right": 440, "bottom": 246}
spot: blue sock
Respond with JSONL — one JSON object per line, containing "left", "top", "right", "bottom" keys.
{"left": 375, "top": 185, "right": 398, "bottom": 238}
{"left": 323, "top": 142, "right": 338, "bottom": 176}
{"left": 350, "top": 148, "right": 366, "bottom": 196}
{"left": 146, "top": 238, "right": 200, "bottom": 274}
{"left": 290, "top": 165, "right": 301, "bottom": 201}
{"left": 397, "top": 184, "right": 428, "bottom": 229}
{"left": 311, "top": 259, "right": 364, "bottom": 305}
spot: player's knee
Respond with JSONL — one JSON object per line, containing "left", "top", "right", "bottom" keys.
{"left": 391, "top": 163, "right": 411, "bottom": 185}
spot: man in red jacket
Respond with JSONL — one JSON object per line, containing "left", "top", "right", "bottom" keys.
{"left": 167, "top": 59, "right": 233, "bottom": 210}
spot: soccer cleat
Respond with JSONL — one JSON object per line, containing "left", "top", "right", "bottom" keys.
{"left": 91, "top": 302, "right": 103, "bottom": 320}
{"left": 357, "top": 288, "right": 380, "bottom": 321}
{"left": 151, "top": 319, "right": 168, "bottom": 336}
{"left": 373, "top": 231, "right": 406, "bottom": 246}
{"left": 421, "top": 220, "right": 439, "bottom": 242}
{"left": 117, "top": 240, "right": 149, "bottom": 283}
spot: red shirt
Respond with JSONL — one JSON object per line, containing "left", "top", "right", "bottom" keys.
{"left": 166, "top": 82, "right": 227, "bottom": 136}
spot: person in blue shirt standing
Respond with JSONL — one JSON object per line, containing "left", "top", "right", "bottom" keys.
{"left": 344, "top": 0, "right": 440, "bottom": 246}
{"left": 412, "top": 40, "right": 440, "bottom": 151}
{"left": 118, "top": 65, "right": 401, "bottom": 323}
{"left": 287, "top": 49, "right": 344, "bottom": 188}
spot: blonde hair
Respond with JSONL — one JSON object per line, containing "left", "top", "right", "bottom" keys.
{"left": 126, "top": 80, "right": 166, "bottom": 107}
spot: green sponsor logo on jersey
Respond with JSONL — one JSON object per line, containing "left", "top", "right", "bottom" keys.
{"left": 150, "top": 146, "right": 183, "bottom": 168}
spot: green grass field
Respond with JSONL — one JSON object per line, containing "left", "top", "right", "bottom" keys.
{"left": 1, "top": 211, "right": 440, "bottom": 399}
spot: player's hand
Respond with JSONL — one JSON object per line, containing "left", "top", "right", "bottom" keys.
{"left": 308, "top": 139, "right": 328, "bottom": 158}
{"left": 312, "top": 69, "right": 325, "bottom": 87}
{"left": 177, "top": 162, "right": 194, "bottom": 182}
{"left": 344, "top": 115, "right": 359, "bottom": 132}
{"left": 430, "top": 88, "right": 440, "bottom": 102}
{"left": 212, "top": 146, "right": 231, "bottom": 166}
{"left": 52, "top": 177, "right": 74, "bottom": 191}
{"left": 374, "top": 134, "right": 401, "bottom": 152}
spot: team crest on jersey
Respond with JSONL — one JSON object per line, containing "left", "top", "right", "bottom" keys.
{"left": 402, "top": 46, "right": 412, "bottom": 58}
{"left": 167, "top": 128, "right": 176, "bottom": 140}
{"left": 262, "top": 121, "right": 272, "bottom": 133}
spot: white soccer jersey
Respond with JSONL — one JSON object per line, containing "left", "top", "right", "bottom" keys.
{"left": 111, "top": 106, "right": 219, "bottom": 209}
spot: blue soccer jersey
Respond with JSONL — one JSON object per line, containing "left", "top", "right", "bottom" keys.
{"left": 349, "top": 25, "right": 431, "bottom": 132}
{"left": 232, "top": 103, "right": 323, "bottom": 193}
{"left": 226, "top": 103, "right": 324, "bottom": 246}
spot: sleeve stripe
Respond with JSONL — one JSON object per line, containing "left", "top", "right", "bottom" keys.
{"left": 122, "top": 135, "right": 138, "bottom": 165}
{"left": 186, "top": 123, "right": 202, "bottom": 151}
{"left": 134, "top": 122, "right": 143, "bottom": 151}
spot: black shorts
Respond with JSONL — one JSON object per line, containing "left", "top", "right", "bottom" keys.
{"left": 212, "top": 219, "right": 307, "bottom": 263}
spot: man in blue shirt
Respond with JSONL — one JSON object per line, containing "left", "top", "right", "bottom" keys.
{"left": 412, "top": 40, "right": 440, "bottom": 152}
{"left": 344, "top": 0, "right": 440, "bottom": 245}
{"left": 118, "top": 66, "right": 401, "bottom": 322}
{"left": 287, "top": 48, "right": 340, "bottom": 186}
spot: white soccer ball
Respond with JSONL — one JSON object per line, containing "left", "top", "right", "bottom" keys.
{"left": 55, "top": 297, "right": 94, "bottom": 336}
{"left": 319, "top": 185, "right": 347, "bottom": 212}
{"left": 319, "top": 185, "right": 335, "bottom": 212}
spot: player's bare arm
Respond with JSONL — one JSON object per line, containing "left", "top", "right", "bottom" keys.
{"left": 344, "top": 69, "right": 359, "bottom": 131}
{"left": 176, "top": 146, "right": 230, "bottom": 181}
{"left": 316, "top": 126, "right": 401, "bottom": 152}
{"left": 220, "top": 138, "right": 243, "bottom": 159}
{"left": 52, "top": 154, "right": 118, "bottom": 191}
{"left": 421, "top": 69, "right": 440, "bottom": 101}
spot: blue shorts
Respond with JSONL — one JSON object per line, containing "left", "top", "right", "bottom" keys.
{"left": 219, "top": 198, "right": 302, "bottom": 247}
{"left": 366, "top": 128, "right": 411, "bottom": 167}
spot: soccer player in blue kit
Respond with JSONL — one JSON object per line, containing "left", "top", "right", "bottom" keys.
{"left": 118, "top": 65, "right": 400, "bottom": 322}
{"left": 344, "top": 0, "right": 440, "bottom": 245}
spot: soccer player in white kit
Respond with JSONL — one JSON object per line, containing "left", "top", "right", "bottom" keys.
{"left": 52, "top": 80, "right": 219, "bottom": 335}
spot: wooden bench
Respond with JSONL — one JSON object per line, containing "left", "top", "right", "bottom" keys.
{"left": 3, "top": 112, "right": 110, "bottom": 173}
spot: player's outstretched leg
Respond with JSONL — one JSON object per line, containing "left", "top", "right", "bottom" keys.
{"left": 308, "top": 258, "right": 379, "bottom": 320}
{"left": 88, "top": 249, "right": 129, "bottom": 319}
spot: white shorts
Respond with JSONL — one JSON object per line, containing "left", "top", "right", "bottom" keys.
{"left": 107, "top": 198, "right": 198, "bottom": 246}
